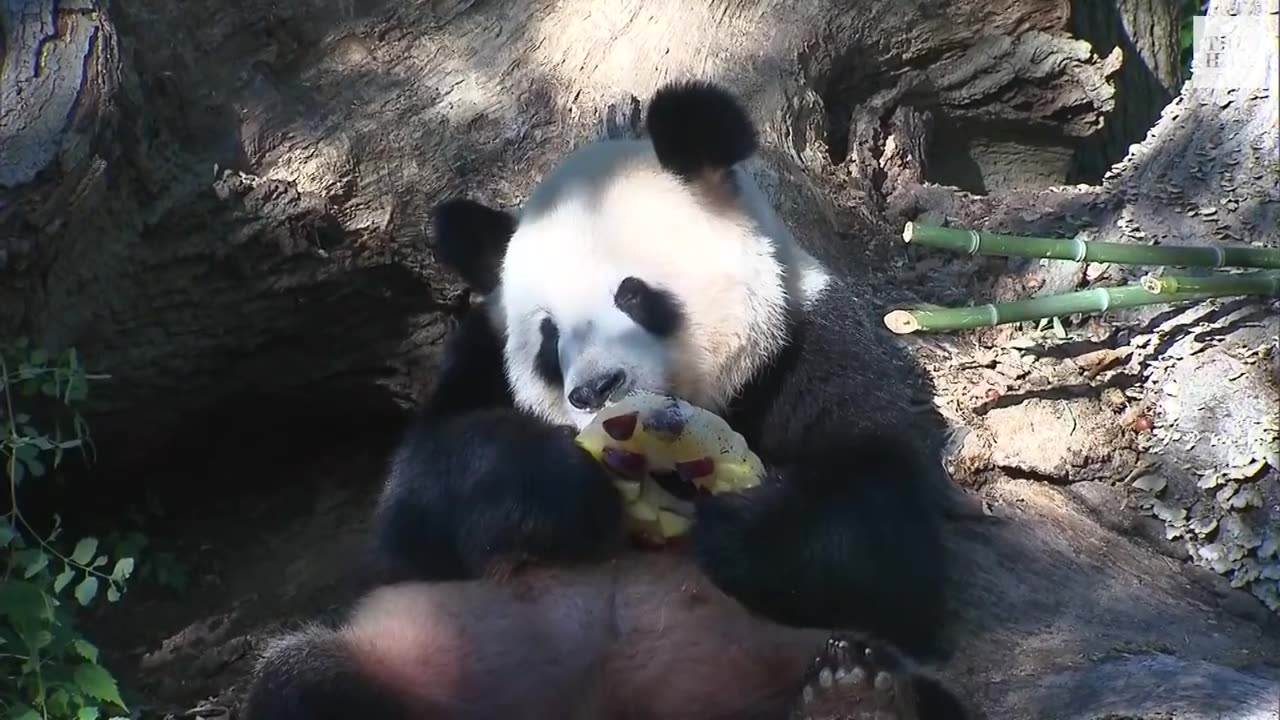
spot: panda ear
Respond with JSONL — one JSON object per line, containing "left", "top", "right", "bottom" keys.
{"left": 431, "top": 198, "right": 516, "bottom": 294}
{"left": 645, "top": 81, "right": 758, "bottom": 180}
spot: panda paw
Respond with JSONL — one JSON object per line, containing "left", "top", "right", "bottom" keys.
{"left": 789, "top": 635, "right": 972, "bottom": 720}
{"left": 374, "top": 409, "right": 628, "bottom": 582}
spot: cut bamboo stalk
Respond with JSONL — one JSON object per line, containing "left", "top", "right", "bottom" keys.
{"left": 903, "top": 222, "right": 1280, "bottom": 269}
{"left": 1140, "top": 270, "right": 1280, "bottom": 296}
{"left": 884, "top": 286, "right": 1221, "bottom": 334}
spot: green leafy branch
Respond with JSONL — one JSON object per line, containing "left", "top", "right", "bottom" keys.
{"left": 2, "top": 339, "right": 131, "bottom": 720}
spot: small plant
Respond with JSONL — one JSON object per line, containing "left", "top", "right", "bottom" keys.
{"left": 2, "top": 339, "right": 131, "bottom": 720}
{"left": 1180, "top": 0, "right": 1205, "bottom": 81}
{"left": 104, "top": 529, "right": 190, "bottom": 595}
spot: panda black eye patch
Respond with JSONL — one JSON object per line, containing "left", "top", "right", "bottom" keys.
{"left": 534, "top": 317, "right": 563, "bottom": 386}
{"left": 614, "top": 276, "right": 683, "bottom": 337}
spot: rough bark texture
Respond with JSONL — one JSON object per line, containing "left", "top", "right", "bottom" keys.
{"left": 3, "top": 0, "right": 1279, "bottom": 718}
{"left": 2, "top": 0, "right": 1132, "bottom": 467}
{"left": 1070, "top": 0, "right": 1183, "bottom": 182}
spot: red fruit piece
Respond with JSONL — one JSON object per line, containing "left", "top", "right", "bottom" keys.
{"left": 602, "top": 412, "right": 639, "bottom": 441}
{"left": 602, "top": 447, "right": 647, "bottom": 479}
{"left": 675, "top": 457, "right": 716, "bottom": 484}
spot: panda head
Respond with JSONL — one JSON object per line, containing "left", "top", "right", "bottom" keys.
{"left": 432, "top": 81, "right": 827, "bottom": 429}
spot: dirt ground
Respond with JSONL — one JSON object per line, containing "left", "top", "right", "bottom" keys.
{"left": 83, "top": 440, "right": 394, "bottom": 719}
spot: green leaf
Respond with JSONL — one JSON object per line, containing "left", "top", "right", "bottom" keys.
{"left": 106, "top": 585, "right": 121, "bottom": 603}
{"left": 0, "top": 579, "right": 50, "bottom": 621}
{"left": 74, "top": 576, "right": 99, "bottom": 606}
{"left": 73, "top": 662, "right": 126, "bottom": 709}
{"left": 66, "top": 377, "right": 89, "bottom": 402}
{"left": 92, "top": 554, "right": 109, "bottom": 568}
{"left": 29, "top": 349, "right": 49, "bottom": 366}
{"left": 70, "top": 537, "right": 99, "bottom": 565}
{"left": 30, "top": 629, "right": 53, "bottom": 649}
{"left": 21, "top": 453, "right": 46, "bottom": 478}
{"left": 54, "top": 566, "right": 76, "bottom": 593}
{"left": 111, "top": 557, "right": 135, "bottom": 581}
{"left": 73, "top": 637, "right": 100, "bottom": 663}
{"left": 48, "top": 688, "right": 72, "bottom": 716}
{"left": 12, "top": 705, "right": 41, "bottom": 720}
{"left": 21, "top": 549, "right": 49, "bottom": 578}
{"left": 0, "top": 521, "right": 16, "bottom": 547}
{"left": 78, "top": 706, "right": 102, "bottom": 720}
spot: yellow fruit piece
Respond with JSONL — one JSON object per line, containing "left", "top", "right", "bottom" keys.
{"left": 576, "top": 391, "right": 767, "bottom": 545}
{"left": 614, "top": 480, "right": 641, "bottom": 503}
{"left": 657, "top": 510, "right": 692, "bottom": 538}
{"left": 626, "top": 499, "right": 659, "bottom": 522}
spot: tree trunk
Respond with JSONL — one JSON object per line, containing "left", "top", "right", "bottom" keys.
{"left": 4, "top": 0, "right": 1279, "bottom": 718}
{"left": 2, "top": 0, "right": 1129, "bottom": 467}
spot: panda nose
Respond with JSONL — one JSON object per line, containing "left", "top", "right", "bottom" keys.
{"left": 568, "top": 370, "right": 627, "bottom": 411}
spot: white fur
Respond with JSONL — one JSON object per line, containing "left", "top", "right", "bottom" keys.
{"left": 495, "top": 138, "right": 829, "bottom": 429}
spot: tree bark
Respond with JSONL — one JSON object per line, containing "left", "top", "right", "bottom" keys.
{"left": 4, "top": 0, "right": 1279, "bottom": 718}
{"left": 2, "top": 0, "right": 1128, "bottom": 466}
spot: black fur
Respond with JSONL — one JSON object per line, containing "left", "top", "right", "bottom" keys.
{"left": 374, "top": 406, "right": 625, "bottom": 583}
{"left": 242, "top": 634, "right": 411, "bottom": 720}
{"left": 690, "top": 431, "right": 946, "bottom": 658}
{"left": 614, "top": 276, "right": 684, "bottom": 337}
{"left": 431, "top": 198, "right": 516, "bottom": 294}
{"left": 421, "top": 309, "right": 514, "bottom": 420}
{"left": 535, "top": 317, "right": 563, "bottom": 386}
{"left": 646, "top": 80, "right": 758, "bottom": 178}
{"left": 375, "top": 297, "right": 622, "bottom": 583}
{"left": 389, "top": 198, "right": 628, "bottom": 579}
{"left": 712, "top": 274, "right": 951, "bottom": 657}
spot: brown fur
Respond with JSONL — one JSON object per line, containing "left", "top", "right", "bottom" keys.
{"left": 266, "top": 553, "right": 826, "bottom": 719}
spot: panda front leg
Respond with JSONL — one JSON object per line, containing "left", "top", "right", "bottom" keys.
{"left": 372, "top": 310, "right": 628, "bottom": 583}
{"left": 690, "top": 432, "right": 950, "bottom": 659}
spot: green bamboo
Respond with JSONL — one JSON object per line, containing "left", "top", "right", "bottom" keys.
{"left": 884, "top": 285, "right": 1222, "bottom": 334}
{"left": 903, "top": 222, "right": 1280, "bottom": 269}
{"left": 1141, "top": 270, "right": 1280, "bottom": 296}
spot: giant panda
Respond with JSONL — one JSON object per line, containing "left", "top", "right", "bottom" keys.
{"left": 242, "top": 80, "right": 972, "bottom": 720}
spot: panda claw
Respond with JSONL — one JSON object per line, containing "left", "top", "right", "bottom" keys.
{"left": 788, "top": 633, "right": 971, "bottom": 720}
